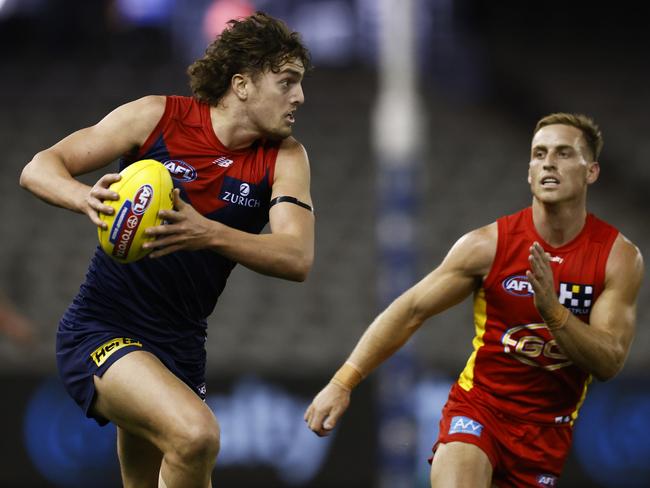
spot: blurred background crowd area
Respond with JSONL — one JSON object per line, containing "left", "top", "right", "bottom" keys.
{"left": 0, "top": 0, "right": 648, "bottom": 487}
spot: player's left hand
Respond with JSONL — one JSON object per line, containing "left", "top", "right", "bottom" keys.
{"left": 526, "top": 241, "right": 560, "bottom": 318}
{"left": 304, "top": 382, "right": 351, "bottom": 437}
{"left": 143, "top": 189, "right": 218, "bottom": 258}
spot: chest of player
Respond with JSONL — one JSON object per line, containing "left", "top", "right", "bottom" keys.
{"left": 159, "top": 153, "right": 273, "bottom": 222}
{"left": 488, "top": 238, "right": 608, "bottom": 321}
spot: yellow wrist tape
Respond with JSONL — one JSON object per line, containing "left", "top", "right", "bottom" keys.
{"left": 546, "top": 306, "right": 570, "bottom": 331}
{"left": 330, "top": 362, "right": 364, "bottom": 391}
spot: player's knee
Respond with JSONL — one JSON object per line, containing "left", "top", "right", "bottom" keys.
{"left": 167, "top": 411, "right": 221, "bottom": 467}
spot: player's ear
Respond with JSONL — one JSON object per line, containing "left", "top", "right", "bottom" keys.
{"left": 231, "top": 74, "right": 248, "bottom": 101}
{"left": 586, "top": 161, "right": 600, "bottom": 185}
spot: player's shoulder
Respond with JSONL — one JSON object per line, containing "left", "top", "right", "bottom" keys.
{"left": 472, "top": 221, "right": 498, "bottom": 238}
{"left": 446, "top": 222, "right": 497, "bottom": 275}
{"left": 124, "top": 95, "right": 167, "bottom": 120}
{"left": 461, "top": 222, "right": 498, "bottom": 251}
{"left": 608, "top": 233, "right": 644, "bottom": 277}
{"left": 276, "top": 136, "right": 309, "bottom": 167}
{"left": 278, "top": 136, "right": 307, "bottom": 154}
{"left": 104, "top": 95, "right": 166, "bottom": 128}
{"left": 602, "top": 233, "right": 644, "bottom": 296}
{"left": 107, "top": 96, "right": 167, "bottom": 145}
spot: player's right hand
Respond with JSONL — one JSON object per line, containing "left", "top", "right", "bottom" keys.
{"left": 85, "top": 173, "right": 121, "bottom": 229}
{"left": 304, "top": 382, "right": 351, "bottom": 437}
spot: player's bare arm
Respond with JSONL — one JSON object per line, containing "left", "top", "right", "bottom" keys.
{"left": 304, "top": 224, "right": 497, "bottom": 436}
{"left": 527, "top": 235, "right": 643, "bottom": 380}
{"left": 20, "top": 96, "right": 166, "bottom": 227}
{"left": 145, "top": 137, "right": 315, "bottom": 281}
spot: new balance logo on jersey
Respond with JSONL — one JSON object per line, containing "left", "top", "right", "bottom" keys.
{"left": 558, "top": 282, "right": 593, "bottom": 315}
{"left": 449, "top": 416, "right": 483, "bottom": 437}
{"left": 212, "top": 156, "right": 234, "bottom": 168}
{"left": 537, "top": 474, "right": 558, "bottom": 486}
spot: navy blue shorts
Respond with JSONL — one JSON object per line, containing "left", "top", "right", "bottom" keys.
{"left": 56, "top": 316, "right": 207, "bottom": 426}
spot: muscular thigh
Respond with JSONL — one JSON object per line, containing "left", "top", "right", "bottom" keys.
{"left": 91, "top": 350, "right": 216, "bottom": 452}
{"left": 430, "top": 442, "right": 493, "bottom": 488}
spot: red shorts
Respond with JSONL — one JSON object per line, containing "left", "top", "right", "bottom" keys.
{"left": 431, "top": 383, "right": 572, "bottom": 488}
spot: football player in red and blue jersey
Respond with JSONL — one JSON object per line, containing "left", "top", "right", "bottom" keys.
{"left": 305, "top": 113, "right": 644, "bottom": 488}
{"left": 21, "top": 12, "right": 313, "bottom": 488}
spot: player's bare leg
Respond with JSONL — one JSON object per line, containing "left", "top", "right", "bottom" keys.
{"left": 91, "top": 351, "right": 219, "bottom": 488}
{"left": 430, "top": 442, "right": 494, "bottom": 488}
{"left": 117, "top": 427, "right": 163, "bottom": 487}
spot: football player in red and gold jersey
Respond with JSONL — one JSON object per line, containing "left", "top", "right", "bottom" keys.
{"left": 305, "top": 113, "right": 644, "bottom": 488}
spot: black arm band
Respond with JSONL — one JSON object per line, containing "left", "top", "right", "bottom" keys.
{"left": 269, "top": 196, "right": 314, "bottom": 213}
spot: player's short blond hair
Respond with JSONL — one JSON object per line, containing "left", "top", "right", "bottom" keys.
{"left": 534, "top": 113, "right": 603, "bottom": 161}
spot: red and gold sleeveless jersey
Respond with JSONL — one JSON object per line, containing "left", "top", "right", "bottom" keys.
{"left": 457, "top": 207, "right": 618, "bottom": 424}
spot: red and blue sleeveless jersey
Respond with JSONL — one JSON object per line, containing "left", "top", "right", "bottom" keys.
{"left": 457, "top": 207, "right": 618, "bottom": 424}
{"left": 64, "top": 96, "right": 281, "bottom": 341}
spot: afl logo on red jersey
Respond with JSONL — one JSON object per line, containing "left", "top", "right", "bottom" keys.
{"left": 502, "top": 274, "right": 534, "bottom": 296}
{"left": 163, "top": 160, "right": 197, "bottom": 182}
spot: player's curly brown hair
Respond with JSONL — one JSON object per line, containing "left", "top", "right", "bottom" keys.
{"left": 188, "top": 12, "right": 312, "bottom": 106}
{"left": 534, "top": 113, "right": 603, "bottom": 161}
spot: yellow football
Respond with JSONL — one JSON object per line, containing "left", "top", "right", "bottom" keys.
{"left": 97, "top": 159, "right": 174, "bottom": 263}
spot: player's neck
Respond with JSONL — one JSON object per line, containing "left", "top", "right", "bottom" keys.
{"left": 531, "top": 199, "right": 587, "bottom": 248}
{"left": 209, "top": 103, "right": 260, "bottom": 151}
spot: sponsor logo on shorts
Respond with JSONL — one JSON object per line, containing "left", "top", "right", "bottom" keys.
{"left": 559, "top": 282, "right": 593, "bottom": 315}
{"left": 502, "top": 323, "right": 572, "bottom": 371}
{"left": 164, "top": 159, "right": 197, "bottom": 182}
{"left": 90, "top": 337, "right": 143, "bottom": 367}
{"left": 449, "top": 416, "right": 483, "bottom": 437}
{"left": 502, "top": 274, "right": 534, "bottom": 296}
{"left": 537, "top": 474, "right": 558, "bottom": 486}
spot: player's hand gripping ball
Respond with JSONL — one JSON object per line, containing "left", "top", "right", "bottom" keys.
{"left": 97, "top": 159, "right": 174, "bottom": 263}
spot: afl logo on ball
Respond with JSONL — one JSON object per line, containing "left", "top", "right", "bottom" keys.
{"left": 502, "top": 274, "right": 534, "bottom": 297}
{"left": 133, "top": 185, "right": 153, "bottom": 215}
